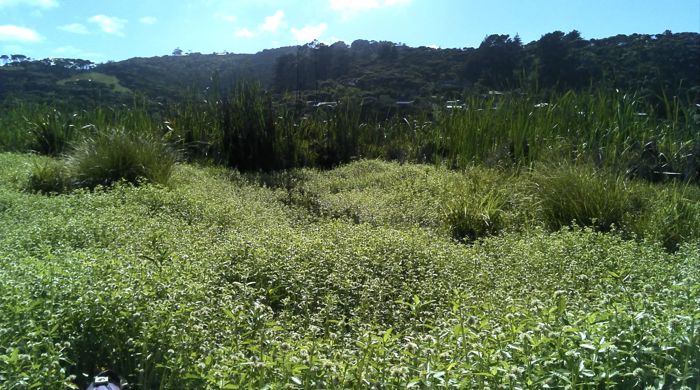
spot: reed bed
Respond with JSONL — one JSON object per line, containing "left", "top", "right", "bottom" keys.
{"left": 2, "top": 85, "right": 698, "bottom": 181}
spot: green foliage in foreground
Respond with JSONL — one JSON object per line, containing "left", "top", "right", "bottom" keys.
{"left": 25, "top": 128, "right": 178, "bottom": 193}
{"left": 272, "top": 160, "right": 700, "bottom": 249}
{"left": 66, "top": 128, "right": 178, "bottom": 189}
{"left": 0, "top": 154, "right": 698, "bottom": 389}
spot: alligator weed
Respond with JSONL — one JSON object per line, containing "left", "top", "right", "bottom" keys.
{"left": 0, "top": 153, "right": 698, "bottom": 389}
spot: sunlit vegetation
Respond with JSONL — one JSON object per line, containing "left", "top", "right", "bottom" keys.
{"left": 0, "top": 154, "right": 698, "bottom": 388}
{"left": 57, "top": 72, "right": 131, "bottom": 94}
{"left": 1, "top": 30, "right": 699, "bottom": 389}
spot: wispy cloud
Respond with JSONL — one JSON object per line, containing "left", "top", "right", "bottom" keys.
{"left": 329, "top": 0, "right": 379, "bottom": 13}
{"left": 139, "top": 16, "right": 157, "bottom": 25}
{"left": 234, "top": 28, "right": 255, "bottom": 38}
{"left": 213, "top": 12, "right": 236, "bottom": 23}
{"left": 54, "top": 45, "right": 102, "bottom": 59}
{"left": 291, "top": 22, "right": 328, "bottom": 44}
{"left": 59, "top": 23, "right": 88, "bottom": 34}
{"left": 329, "top": 0, "right": 410, "bottom": 18}
{"left": 0, "top": 0, "right": 58, "bottom": 9}
{"left": 233, "top": 28, "right": 255, "bottom": 39}
{"left": 260, "top": 10, "right": 285, "bottom": 33}
{"left": 0, "top": 25, "right": 42, "bottom": 42}
{"left": 383, "top": 0, "right": 410, "bottom": 5}
{"left": 88, "top": 15, "right": 127, "bottom": 36}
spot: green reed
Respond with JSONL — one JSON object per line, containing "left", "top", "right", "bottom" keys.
{"left": 2, "top": 86, "right": 698, "bottom": 179}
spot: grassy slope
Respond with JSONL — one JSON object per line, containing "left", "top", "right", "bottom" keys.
{"left": 0, "top": 153, "right": 698, "bottom": 389}
{"left": 57, "top": 72, "right": 132, "bottom": 93}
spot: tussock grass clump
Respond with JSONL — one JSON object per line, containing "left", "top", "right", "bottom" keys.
{"left": 27, "top": 159, "right": 70, "bottom": 194}
{"left": 27, "top": 109, "right": 78, "bottom": 156}
{"left": 634, "top": 183, "right": 700, "bottom": 251}
{"left": 68, "top": 128, "right": 178, "bottom": 188}
{"left": 444, "top": 186, "right": 509, "bottom": 242}
{"left": 442, "top": 168, "right": 523, "bottom": 242}
{"left": 532, "top": 164, "right": 637, "bottom": 232}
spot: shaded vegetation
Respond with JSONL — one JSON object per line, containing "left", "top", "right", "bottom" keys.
{"left": 1, "top": 31, "right": 698, "bottom": 111}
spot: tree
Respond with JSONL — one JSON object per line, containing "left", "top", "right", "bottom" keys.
{"left": 10, "top": 54, "right": 27, "bottom": 63}
{"left": 377, "top": 41, "right": 398, "bottom": 63}
{"left": 273, "top": 53, "right": 298, "bottom": 91}
{"left": 531, "top": 30, "right": 593, "bottom": 89}
{"left": 463, "top": 34, "right": 523, "bottom": 88}
{"left": 172, "top": 47, "right": 183, "bottom": 56}
{"left": 0, "top": 55, "right": 8, "bottom": 65}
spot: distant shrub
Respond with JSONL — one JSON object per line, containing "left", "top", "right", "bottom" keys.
{"left": 533, "top": 164, "right": 636, "bottom": 232}
{"left": 27, "top": 159, "right": 70, "bottom": 194}
{"left": 68, "top": 128, "right": 178, "bottom": 188}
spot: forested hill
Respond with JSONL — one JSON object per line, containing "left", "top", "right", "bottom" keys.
{"left": 1, "top": 30, "right": 698, "bottom": 109}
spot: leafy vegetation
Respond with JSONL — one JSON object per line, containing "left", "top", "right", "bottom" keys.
{"left": 1, "top": 154, "right": 698, "bottom": 388}
{"left": 0, "top": 29, "right": 699, "bottom": 389}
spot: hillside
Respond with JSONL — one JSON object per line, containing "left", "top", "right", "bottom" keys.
{"left": 1, "top": 31, "right": 698, "bottom": 110}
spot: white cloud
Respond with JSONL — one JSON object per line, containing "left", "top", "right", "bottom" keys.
{"left": 260, "top": 10, "right": 285, "bottom": 33}
{"left": 383, "top": 0, "right": 410, "bottom": 5}
{"left": 59, "top": 23, "right": 88, "bottom": 34}
{"left": 234, "top": 28, "right": 255, "bottom": 38}
{"left": 321, "top": 36, "right": 345, "bottom": 45}
{"left": 0, "top": 25, "right": 41, "bottom": 42}
{"left": 139, "top": 16, "right": 157, "bottom": 25}
{"left": 329, "top": 0, "right": 379, "bottom": 13}
{"left": 291, "top": 23, "right": 328, "bottom": 44}
{"left": 427, "top": 44, "right": 440, "bottom": 49}
{"left": 88, "top": 14, "right": 127, "bottom": 36}
{"left": 0, "top": 0, "right": 58, "bottom": 9}
{"left": 329, "top": 0, "right": 410, "bottom": 17}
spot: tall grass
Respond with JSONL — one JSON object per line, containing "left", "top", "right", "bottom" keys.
{"left": 531, "top": 163, "right": 638, "bottom": 232}
{"left": 67, "top": 128, "right": 178, "bottom": 188}
{"left": 2, "top": 86, "right": 698, "bottom": 179}
{"left": 436, "top": 90, "right": 699, "bottom": 173}
{"left": 24, "top": 128, "right": 178, "bottom": 194}
{"left": 26, "top": 109, "right": 78, "bottom": 155}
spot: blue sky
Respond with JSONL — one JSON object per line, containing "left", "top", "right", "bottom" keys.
{"left": 0, "top": 0, "right": 698, "bottom": 62}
